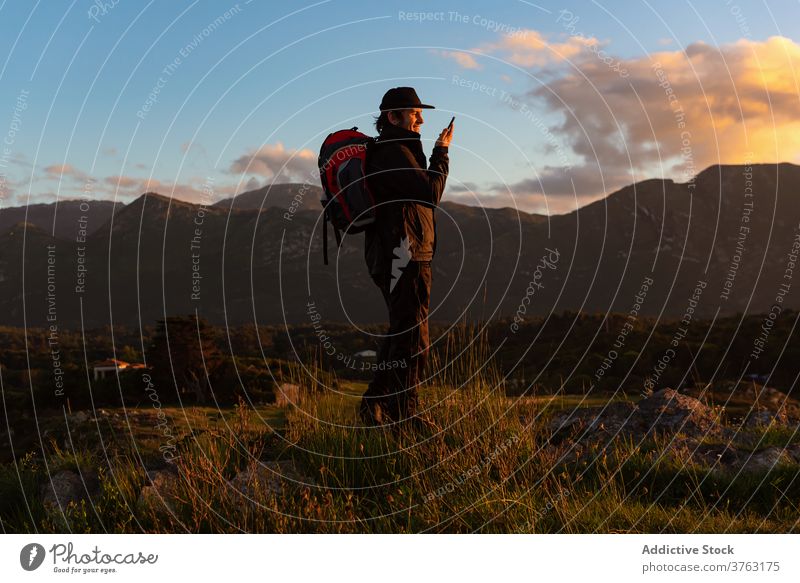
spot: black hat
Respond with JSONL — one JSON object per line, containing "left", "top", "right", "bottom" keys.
{"left": 379, "top": 87, "right": 435, "bottom": 111}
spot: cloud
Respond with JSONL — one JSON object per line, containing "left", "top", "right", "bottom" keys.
{"left": 526, "top": 35, "right": 800, "bottom": 183}
{"left": 99, "top": 175, "right": 240, "bottom": 203}
{"left": 228, "top": 142, "right": 317, "bottom": 182}
{"left": 28, "top": 166, "right": 241, "bottom": 205}
{"left": 0, "top": 178, "right": 16, "bottom": 204}
{"left": 42, "top": 164, "right": 75, "bottom": 175}
{"left": 9, "top": 152, "right": 32, "bottom": 169}
{"left": 104, "top": 175, "right": 139, "bottom": 188}
{"left": 42, "top": 163, "right": 91, "bottom": 183}
{"left": 492, "top": 164, "right": 631, "bottom": 198}
{"left": 449, "top": 33, "right": 800, "bottom": 209}
{"left": 447, "top": 181, "right": 479, "bottom": 194}
{"left": 443, "top": 163, "right": 623, "bottom": 214}
{"left": 432, "top": 50, "right": 483, "bottom": 70}
{"left": 8, "top": 156, "right": 250, "bottom": 206}
{"left": 455, "top": 29, "right": 602, "bottom": 69}
{"left": 24, "top": 191, "right": 60, "bottom": 204}
{"left": 445, "top": 185, "right": 601, "bottom": 215}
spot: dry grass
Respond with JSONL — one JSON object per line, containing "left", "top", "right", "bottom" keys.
{"left": 2, "top": 326, "right": 798, "bottom": 533}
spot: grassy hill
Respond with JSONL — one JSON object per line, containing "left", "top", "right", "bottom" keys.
{"left": 2, "top": 342, "right": 798, "bottom": 533}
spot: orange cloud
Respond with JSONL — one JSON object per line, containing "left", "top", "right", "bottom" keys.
{"left": 433, "top": 50, "right": 483, "bottom": 70}
{"left": 25, "top": 159, "right": 256, "bottom": 207}
{"left": 529, "top": 35, "right": 800, "bottom": 180}
{"left": 99, "top": 175, "right": 240, "bottom": 203}
{"left": 475, "top": 29, "right": 600, "bottom": 67}
{"left": 446, "top": 186, "right": 601, "bottom": 215}
{"left": 440, "top": 33, "right": 800, "bottom": 212}
{"left": 436, "top": 30, "right": 602, "bottom": 70}
{"left": 43, "top": 163, "right": 75, "bottom": 174}
{"left": 104, "top": 175, "right": 139, "bottom": 188}
{"left": 228, "top": 141, "right": 317, "bottom": 182}
{"left": 42, "top": 163, "right": 90, "bottom": 182}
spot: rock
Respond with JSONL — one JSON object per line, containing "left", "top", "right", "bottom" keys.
{"left": 636, "top": 389, "right": 723, "bottom": 438}
{"left": 228, "top": 460, "right": 309, "bottom": 500}
{"left": 753, "top": 385, "right": 793, "bottom": 407}
{"left": 541, "top": 388, "right": 800, "bottom": 474}
{"left": 70, "top": 411, "right": 89, "bottom": 424}
{"left": 40, "top": 470, "right": 98, "bottom": 531}
{"left": 786, "top": 444, "right": 800, "bottom": 463}
{"left": 137, "top": 468, "right": 181, "bottom": 515}
{"left": 744, "top": 407, "right": 789, "bottom": 428}
{"left": 736, "top": 447, "right": 794, "bottom": 472}
{"left": 40, "top": 470, "right": 91, "bottom": 510}
{"left": 546, "top": 390, "right": 724, "bottom": 446}
{"left": 547, "top": 402, "right": 636, "bottom": 444}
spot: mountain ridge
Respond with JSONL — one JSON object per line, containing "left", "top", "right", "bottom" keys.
{"left": 3, "top": 162, "right": 799, "bottom": 328}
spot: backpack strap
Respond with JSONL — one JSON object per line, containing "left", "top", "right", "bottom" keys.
{"left": 333, "top": 222, "right": 342, "bottom": 247}
{"left": 322, "top": 208, "right": 343, "bottom": 266}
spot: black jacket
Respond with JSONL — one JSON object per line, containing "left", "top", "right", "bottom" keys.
{"left": 364, "top": 123, "right": 449, "bottom": 276}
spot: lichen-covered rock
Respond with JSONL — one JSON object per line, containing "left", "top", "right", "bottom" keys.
{"left": 547, "top": 402, "right": 636, "bottom": 443}
{"left": 744, "top": 407, "right": 789, "bottom": 428}
{"left": 636, "top": 389, "right": 723, "bottom": 438}
{"left": 786, "top": 444, "right": 800, "bottom": 463}
{"left": 541, "top": 389, "right": 800, "bottom": 473}
{"left": 547, "top": 389, "right": 725, "bottom": 446}
{"left": 40, "top": 470, "right": 94, "bottom": 510}
{"left": 736, "top": 447, "right": 794, "bottom": 472}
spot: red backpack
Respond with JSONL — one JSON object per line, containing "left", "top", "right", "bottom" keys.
{"left": 318, "top": 127, "right": 376, "bottom": 265}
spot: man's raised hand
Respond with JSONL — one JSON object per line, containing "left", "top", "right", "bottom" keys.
{"left": 436, "top": 119, "right": 454, "bottom": 148}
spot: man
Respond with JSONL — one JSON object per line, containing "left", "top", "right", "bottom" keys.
{"left": 360, "top": 87, "right": 453, "bottom": 427}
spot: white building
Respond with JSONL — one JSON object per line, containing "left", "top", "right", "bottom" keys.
{"left": 92, "top": 359, "right": 146, "bottom": 381}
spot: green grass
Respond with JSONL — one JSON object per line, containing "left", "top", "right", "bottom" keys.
{"left": 1, "top": 345, "right": 799, "bottom": 533}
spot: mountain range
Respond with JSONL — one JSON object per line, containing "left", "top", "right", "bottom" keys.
{"left": 2, "top": 164, "right": 798, "bottom": 330}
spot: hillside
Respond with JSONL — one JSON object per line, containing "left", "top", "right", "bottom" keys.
{"left": 0, "top": 199, "right": 122, "bottom": 239}
{"left": 1, "top": 163, "right": 799, "bottom": 328}
{"left": 212, "top": 182, "right": 322, "bottom": 212}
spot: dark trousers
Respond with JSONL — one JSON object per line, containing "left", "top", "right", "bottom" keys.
{"left": 361, "top": 260, "right": 432, "bottom": 420}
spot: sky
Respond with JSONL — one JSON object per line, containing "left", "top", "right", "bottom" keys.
{"left": 1, "top": 0, "right": 799, "bottom": 215}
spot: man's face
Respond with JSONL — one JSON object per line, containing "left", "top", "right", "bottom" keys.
{"left": 390, "top": 108, "right": 423, "bottom": 133}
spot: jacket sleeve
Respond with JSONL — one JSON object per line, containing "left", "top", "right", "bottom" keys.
{"left": 392, "top": 144, "right": 449, "bottom": 207}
